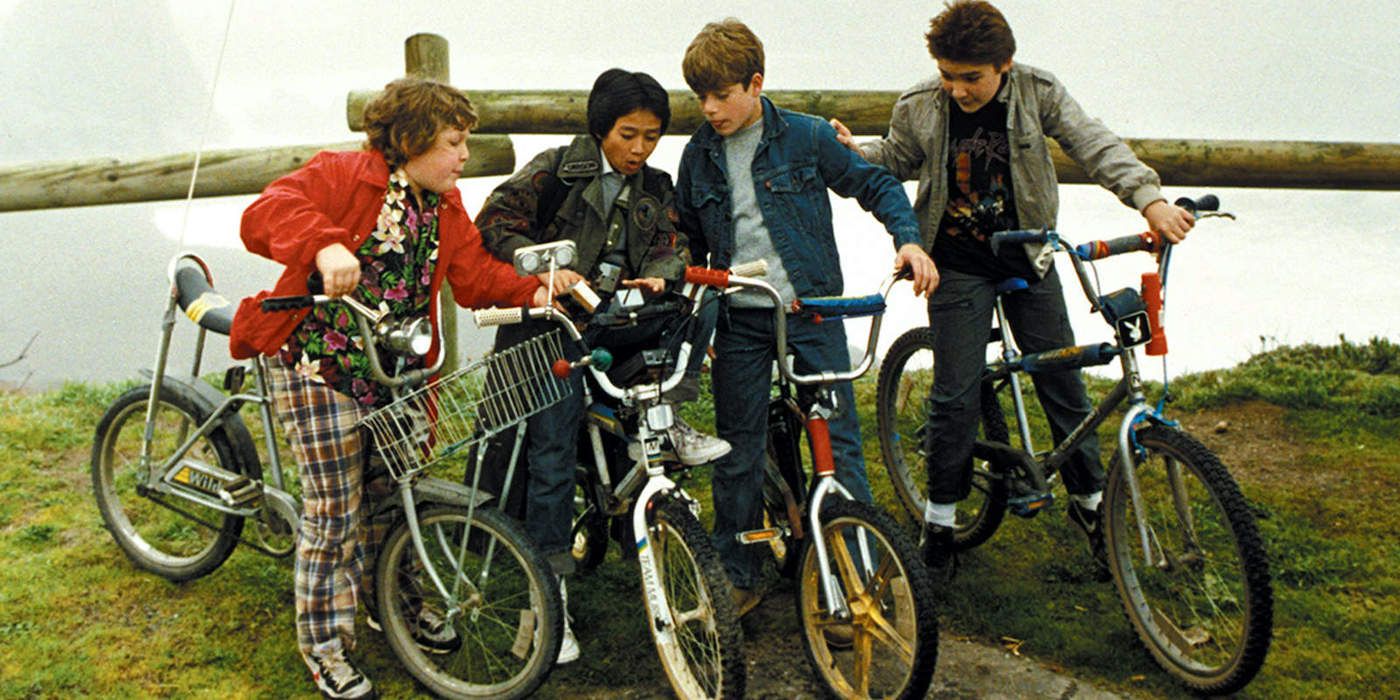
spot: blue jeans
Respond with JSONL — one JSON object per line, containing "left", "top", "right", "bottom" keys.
{"left": 710, "top": 305, "right": 872, "bottom": 590}
{"left": 924, "top": 265, "right": 1104, "bottom": 504}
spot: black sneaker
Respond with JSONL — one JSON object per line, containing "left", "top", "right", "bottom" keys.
{"left": 366, "top": 608, "right": 462, "bottom": 655}
{"left": 1067, "top": 501, "right": 1111, "bottom": 582}
{"left": 920, "top": 523, "right": 956, "bottom": 581}
{"left": 305, "top": 647, "right": 376, "bottom": 699}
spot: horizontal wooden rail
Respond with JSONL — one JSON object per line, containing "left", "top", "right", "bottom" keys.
{"left": 0, "top": 136, "right": 515, "bottom": 213}
{"left": 347, "top": 89, "right": 1400, "bottom": 192}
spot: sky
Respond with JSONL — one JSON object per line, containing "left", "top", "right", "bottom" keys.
{"left": 0, "top": 0, "right": 1397, "bottom": 387}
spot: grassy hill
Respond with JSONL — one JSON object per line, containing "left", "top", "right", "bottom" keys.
{"left": 1, "top": 337, "right": 1396, "bottom": 698}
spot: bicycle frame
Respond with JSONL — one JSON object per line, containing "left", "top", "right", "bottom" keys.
{"left": 983, "top": 230, "right": 1183, "bottom": 566}
{"left": 728, "top": 271, "right": 903, "bottom": 619}
{"left": 476, "top": 293, "right": 703, "bottom": 638}
{"left": 140, "top": 252, "right": 515, "bottom": 608}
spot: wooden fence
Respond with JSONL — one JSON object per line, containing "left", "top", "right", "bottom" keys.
{"left": 2, "top": 33, "right": 1396, "bottom": 367}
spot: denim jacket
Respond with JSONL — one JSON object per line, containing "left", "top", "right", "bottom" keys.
{"left": 675, "top": 97, "right": 920, "bottom": 298}
{"left": 861, "top": 63, "right": 1164, "bottom": 278}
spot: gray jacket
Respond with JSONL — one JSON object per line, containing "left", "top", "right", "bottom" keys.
{"left": 861, "top": 62, "right": 1164, "bottom": 277}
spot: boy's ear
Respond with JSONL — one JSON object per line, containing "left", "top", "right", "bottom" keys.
{"left": 748, "top": 72, "right": 765, "bottom": 93}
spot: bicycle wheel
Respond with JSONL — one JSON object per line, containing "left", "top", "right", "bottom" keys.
{"left": 91, "top": 384, "right": 246, "bottom": 582}
{"left": 571, "top": 468, "right": 609, "bottom": 573}
{"left": 797, "top": 498, "right": 938, "bottom": 699}
{"left": 645, "top": 497, "right": 746, "bottom": 699}
{"left": 376, "top": 505, "right": 562, "bottom": 699}
{"left": 876, "top": 328, "right": 1007, "bottom": 549}
{"left": 1105, "top": 424, "right": 1273, "bottom": 694}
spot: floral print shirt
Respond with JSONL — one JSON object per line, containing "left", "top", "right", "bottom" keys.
{"left": 280, "top": 168, "right": 439, "bottom": 407}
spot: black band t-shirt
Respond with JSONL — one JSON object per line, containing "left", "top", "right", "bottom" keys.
{"left": 933, "top": 93, "right": 1035, "bottom": 280}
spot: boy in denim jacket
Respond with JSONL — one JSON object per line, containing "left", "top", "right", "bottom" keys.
{"left": 674, "top": 18, "right": 937, "bottom": 611}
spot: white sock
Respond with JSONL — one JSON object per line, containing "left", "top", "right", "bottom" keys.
{"left": 924, "top": 501, "right": 957, "bottom": 528}
{"left": 1072, "top": 491, "right": 1103, "bottom": 511}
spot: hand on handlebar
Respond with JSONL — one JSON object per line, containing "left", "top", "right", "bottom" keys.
{"left": 1143, "top": 200, "right": 1195, "bottom": 244}
{"left": 536, "top": 269, "right": 585, "bottom": 295}
{"left": 315, "top": 243, "right": 361, "bottom": 297}
{"left": 621, "top": 277, "right": 666, "bottom": 295}
{"left": 894, "top": 243, "right": 940, "bottom": 297}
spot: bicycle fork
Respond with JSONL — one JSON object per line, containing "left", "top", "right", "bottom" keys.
{"left": 803, "top": 415, "right": 872, "bottom": 621}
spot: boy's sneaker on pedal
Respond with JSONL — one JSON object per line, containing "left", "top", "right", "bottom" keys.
{"left": 365, "top": 608, "right": 461, "bottom": 655}
{"left": 1067, "top": 500, "right": 1111, "bottom": 582}
{"left": 305, "top": 647, "right": 376, "bottom": 699}
{"left": 669, "top": 417, "right": 730, "bottom": 465}
{"left": 920, "top": 523, "right": 957, "bottom": 581}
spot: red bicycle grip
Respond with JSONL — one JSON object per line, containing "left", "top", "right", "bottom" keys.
{"left": 1142, "top": 272, "right": 1168, "bottom": 356}
{"left": 684, "top": 265, "right": 730, "bottom": 288}
{"left": 807, "top": 417, "right": 835, "bottom": 477}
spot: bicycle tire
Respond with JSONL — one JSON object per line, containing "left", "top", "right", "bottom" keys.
{"left": 645, "top": 497, "right": 746, "bottom": 699}
{"left": 91, "top": 384, "right": 246, "bottom": 582}
{"left": 570, "top": 467, "right": 610, "bottom": 574}
{"left": 875, "top": 327, "right": 1008, "bottom": 549}
{"left": 376, "top": 505, "right": 563, "bottom": 699}
{"left": 1105, "top": 424, "right": 1273, "bottom": 694}
{"left": 796, "top": 498, "right": 938, "bottom": 699}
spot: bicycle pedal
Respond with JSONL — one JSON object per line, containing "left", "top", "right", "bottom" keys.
{"left": 735, "top": 527, "right": 786, "bottom": 545}
{"left": 167, "top": 458, "right": 259, "bottom": 508}
{"left": 1008, "top": 492, "right": 1054, "bottom": 518}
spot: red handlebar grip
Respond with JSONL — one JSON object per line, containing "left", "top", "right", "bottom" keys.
{"left": 551, "top": 358, "right": 573, "bottom": 379}
{"left": 807, "top": 417, "right": 835, "bottom": 477}
{"left": 1142, "top": 272, "right": 1168, "bottom": 356}
{"left": 684, "top": 266, "right": 731, "bottom": 288}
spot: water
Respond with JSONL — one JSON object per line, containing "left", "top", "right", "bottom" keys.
{"left": 2, "top": 135, "right": 1397, "bottom": 390}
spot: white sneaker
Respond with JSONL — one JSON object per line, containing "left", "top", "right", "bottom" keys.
{"left": 669, "top": 418, "right": 731, "bottom": 466}
{"left": 305, "top": 646, "right": 376, "bottom": 699}
{"left": 557, "top": 577, "right": 580, "bottom": 665}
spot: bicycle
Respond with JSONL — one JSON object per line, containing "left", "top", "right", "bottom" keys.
{"left": 90, "top": 252, "right": 565, "bottom": 699}
{"left": 875, "top": 195, "right": 1273, "bottom": 694}
{"left": 714, "top": 269, "right": 940, "bottom": 699}
{"left": 472, "top": 240, "right": 747, "bottom": 700}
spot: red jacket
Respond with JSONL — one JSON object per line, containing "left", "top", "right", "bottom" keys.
{"left": 229, "top": 149, "right": 540, "bottom": 359}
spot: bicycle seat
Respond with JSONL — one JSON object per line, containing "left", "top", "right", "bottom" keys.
{"left": 604, "top": 347, "right": 677, "bottom": 388}
{"left": 995, "top": 278, "right": 1030, "bottom": 295}
{"left": 174, "top": 263, "right": 234, "bottom": 336}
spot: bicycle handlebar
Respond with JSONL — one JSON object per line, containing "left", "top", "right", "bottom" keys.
{"left": 258, "top": 272, "right": 444, "bottom": 389}
{"left": 723, "top": 271, "right": 907, "bottom": 387}
{"left": 472, "top": 263, "right": 764, "bottom": 403}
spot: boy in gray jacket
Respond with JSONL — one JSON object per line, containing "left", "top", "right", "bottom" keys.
{"left": 833, "top": 0, "right": 1195, "bottom": 578}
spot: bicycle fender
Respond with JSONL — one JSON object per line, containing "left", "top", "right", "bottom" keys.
{"left": 137, "top": 370, "right": 263, "bottom": 481}
{"left": 413, "top": 476, "right": 493, "bottom": 510}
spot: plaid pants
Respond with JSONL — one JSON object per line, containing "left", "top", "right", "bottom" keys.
{"left": 268, "top": 361, "right": 373, "bottom": 659}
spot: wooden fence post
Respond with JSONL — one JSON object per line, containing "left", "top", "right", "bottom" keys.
{"left": 403, "top": 33, "right": 462, "bottom": 373}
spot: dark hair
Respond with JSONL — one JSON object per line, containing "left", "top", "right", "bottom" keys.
{"left": 682, "top": 18, "right": 765, "bottom": 94}
{"left": 587, "top": 69, "right": 671, "bottom": 142}
{"left": 362, "top": 77, "right": 478, "bottom": 167}
{"left": 926, "top": 1, "right": 1016, "bottom": 66}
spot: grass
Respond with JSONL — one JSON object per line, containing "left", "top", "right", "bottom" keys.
{"left": 1, "top": 337, "right": 1397, "bottom": 698}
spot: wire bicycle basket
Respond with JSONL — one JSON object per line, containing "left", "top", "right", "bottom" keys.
{"left": 359, "top": 330, "right": 570, "bottom": 480}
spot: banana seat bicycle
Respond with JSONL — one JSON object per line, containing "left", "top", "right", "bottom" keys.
{"left": 90, "top": 252, "right": 565, "bottom": 699}
{"left": 472, "top": 240, "right": 747, "bottom": 700}
{"left": 875, "top": 195, "right": 1273, "bottom": 694}
{"left": 719, "top": 268, "right": 939, "bottom": 699}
